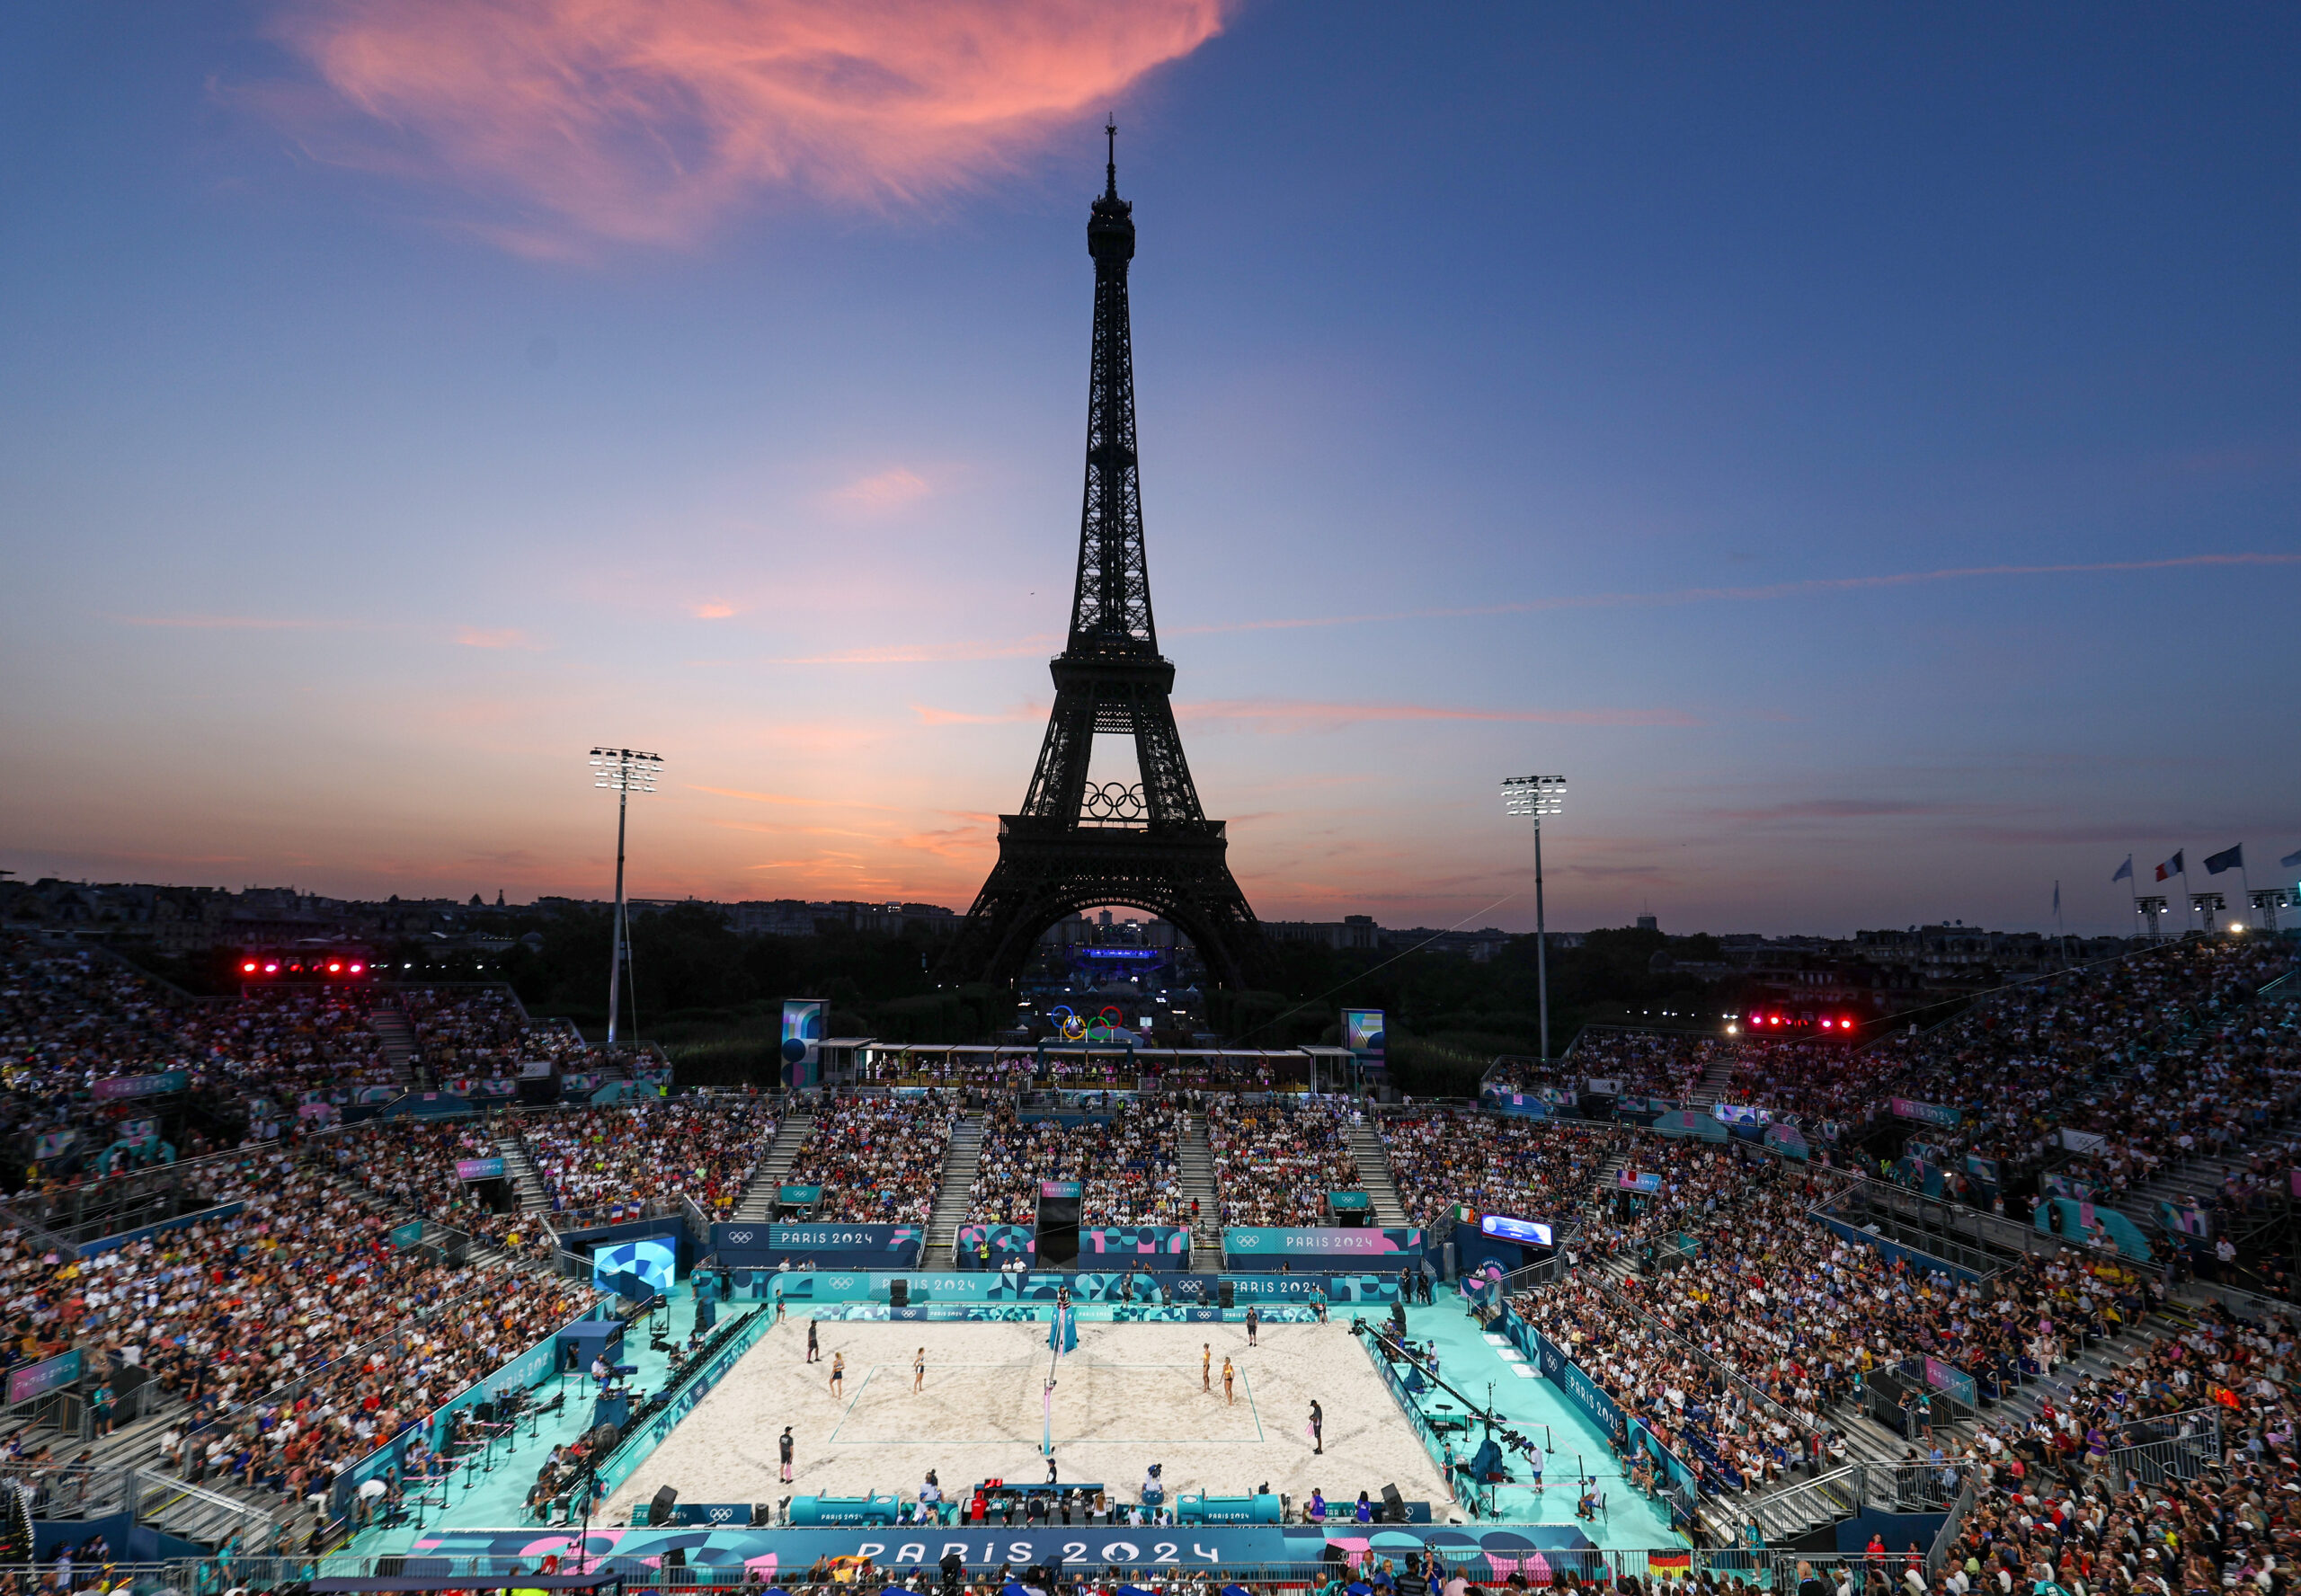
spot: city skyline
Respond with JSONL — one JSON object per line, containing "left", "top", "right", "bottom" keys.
{"left": 3, "top": 4, "right": 2297, "bottom": 937}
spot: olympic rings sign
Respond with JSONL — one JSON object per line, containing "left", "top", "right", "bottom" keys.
{"left": 1045, "top": 1005, "right": 1130, "bottom": 1043}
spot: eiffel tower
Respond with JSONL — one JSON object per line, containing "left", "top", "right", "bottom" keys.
{"left": 941, "top": 128, "right": 1266, "bottom": 989}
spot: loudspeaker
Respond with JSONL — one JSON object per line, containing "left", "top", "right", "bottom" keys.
{"left": 1218, "top": 1281, "right": 1234, "bottom": 1309}
{"left": 1390, "top": 1304, "right": 1408, "bottom": 1341}
{"left": 649, "top": 1486, "right": 680, "bottom": 1526}
{"left": 890, "top": 1278, "right": 909, "bottom": 1308}
{"left": 1381, "top": 1485, "right": 1403, "bottom": 1523}
{"left": 752, "top": 1503, "right": 772, "bottom": 1527}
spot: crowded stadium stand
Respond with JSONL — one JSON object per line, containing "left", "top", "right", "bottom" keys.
{"left": 779, "top": 1092, "right": 956, "bottom": 1223}
{"left": 1380, "top": 1109, "right": 1629, "bottom": 1230}
{"left": 962, "top": 1095, "right": 1182, "bottom": 1226}
{"left": 0, "top": 924, "right": 2296, "bottom": 1583}
{"left": 1205, "top": 1095, "right": 1361, "bottom": 1227}
{"left": 516, "top": 1097, "right": 774, "bottom": 1220}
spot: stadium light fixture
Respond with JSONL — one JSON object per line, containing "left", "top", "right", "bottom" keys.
{"left": 1501, "top": 774, "right": 1566, "bottom": 1063}
{"left": 590, "top": 747, "right": 664, "bottom": 1050}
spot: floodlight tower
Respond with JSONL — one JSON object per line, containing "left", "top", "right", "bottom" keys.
{"left": 590, "top": 747, "right": 662, "bottom": 1048}
{"left": 1502, "top": 775, "right": 1567, "bottom": 1063}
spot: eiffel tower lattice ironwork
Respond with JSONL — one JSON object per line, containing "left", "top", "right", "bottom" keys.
{"left": 942, "top": 128, "right": 1266, "bottom": 989}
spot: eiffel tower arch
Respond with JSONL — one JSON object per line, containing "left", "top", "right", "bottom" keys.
{"left": 940, "top": 129, "right": 1267, "bottom": 990}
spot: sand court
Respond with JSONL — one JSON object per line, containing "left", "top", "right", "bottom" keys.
{"left": 832, "top": 1360, "right": 1267, "bottom": 1447}
{"left": 601, "top": 1317, "right": 1453, "bottom": 1521}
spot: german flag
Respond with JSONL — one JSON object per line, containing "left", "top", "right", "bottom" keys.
{"left": 1648, "top": 1553, "right": 1692, "bottom": 1574}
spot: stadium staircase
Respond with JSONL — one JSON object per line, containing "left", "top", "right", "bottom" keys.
{"left": 1689, "top": 1051, "right": 1736, "bottom": 1109}
{"left": 493, "top": 1128, "right": 550, "bottom": 1215}
{"left": 925, "top": 1113, "right": 986, "bottom": 1267}
{"left": 1176, "top": 1113, "right": 1222, "bottom": 1264}
{"left": 1345, "top": 1117, "right": 1410, "bottom": 1228}
{"left": 731, "top": 1111, "right": 813, "bottom": 1221}
{"left": 369, "top": 1002, "right": 420, "bottom": 1088}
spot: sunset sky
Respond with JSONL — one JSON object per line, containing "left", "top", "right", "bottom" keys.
{"left": 2, "top": 4, "right": 2297, "bottom": 936}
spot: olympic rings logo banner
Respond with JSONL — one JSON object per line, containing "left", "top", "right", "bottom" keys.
{"left": 1044, "top": 1005, "right": 1137, "bottom": 1043}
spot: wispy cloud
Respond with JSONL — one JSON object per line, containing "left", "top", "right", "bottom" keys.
{"left": 1177, "top": 699, "right": 1697, "bottom": 732}
{"left": 456, "top": 626, "right": 536, "bottom": 650}
{"left": 690, "top": 602, "right": 740, "bottom": 620}
{"left": 688, "top": 784, "right": 904, "bottom": 813}
{"left": 111, "top": 614, "right": 336, "bottom": 631}
{"left": 826, "top": 466, "right": 931, "bottom": 511}
{"left": 741, "top": 553, "right": 2301, "bottom": 667}
{"left": 1710, "top": 798, "right": 1980, "bottom": 825}
{"left": 1168, "top": 552, "right": 2301, "bottom": 638}
{"left": 768, "top": 636, "right": 1060, "bottom": 665}
{"left": 911, "top": 701, "right": 1045, "bottom": 725}
{"left": 256, "top": 0, "right": 1227, "bottom": 253}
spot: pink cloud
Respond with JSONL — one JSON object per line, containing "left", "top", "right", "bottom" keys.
{"left": 826, "top": 466, "right": 931, "bottom": 510}
{"left": 456, "top": 625, "right": 535, "bottom": 649}
{"left": 771, "top": 636, "right": 1059, "bottom": 664}
{"left": 690, "top": 601, "right": 740, "bottom": 619}
{"left": 261, "top": 0, "right": 1229, "bottom": 251}
{"left": 911, "top": 701, "right": 1045, "bottom": 725}
{"left": 111, "top": 614, "right": 336, "bottom": 631}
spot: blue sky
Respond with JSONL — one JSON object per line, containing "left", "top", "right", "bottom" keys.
{"left": 1, "top": 3, "right": 2296, "bottom": 935}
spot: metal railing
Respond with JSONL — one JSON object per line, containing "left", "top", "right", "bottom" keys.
{"left": 181, "top": 1549, "right": 1785, "bottom": 1592}
{"left": 1924, "top": 1468, "right": 1981, "bottom": 1579}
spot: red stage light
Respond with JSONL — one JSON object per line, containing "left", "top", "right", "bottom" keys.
{"left": 349, "top": 962, "right": 365, "bottom": 975}
{"left": 1820, "top": 1018, "right": 1834, "bottom": 1028}
{"left": 242, "top": 961, "right": 258, "bottom": 973}
{"left": 327, "top": 962, "right": 343, "bottom": 974}
{"left": 263, "top": 962, "right": 280, "bottom": 974}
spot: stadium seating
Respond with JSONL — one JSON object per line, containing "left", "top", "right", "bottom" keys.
{"left": 1380, "top": 1110, "right": 1628, "bottom": 1229}
{"left": 963, "top": 1098, "right": 1181, "bottom": 1226}
{"left": 1205, "top": 1097, "right": 1360, "bottom": 1227}
{"left": 517, "top": 1098, "right": 774, "bottom": 1221}
{"left": 782, "top": 1094, "right": 956, "bottom": 1224}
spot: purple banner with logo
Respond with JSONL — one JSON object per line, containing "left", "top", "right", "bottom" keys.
{"left": 1081, "top": 1225, "right": 1189, "bottom": 1257}
{"left": 456, "top": 1157, "right": 507, "bottom": 1181}
{"left": 1223, "top": 1226, "right": 1425, "bottom": 1271}
{"left": 7, "top": 1350, "right": 82, "bottom": 1406}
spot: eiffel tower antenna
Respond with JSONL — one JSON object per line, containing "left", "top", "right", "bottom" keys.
{"left": 940, "top": 136, "right": 1265, "bottom": 990}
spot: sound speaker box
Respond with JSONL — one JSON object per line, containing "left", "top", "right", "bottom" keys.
{"left": 1390, "top": 1303, "right": 1408, "bottom": 1341}
{"left": 1381, "top": 1485, "right": 1404, "bottom": 1523}
{"left": 649, "top": 1485, "right": 680, "bottom": 1526}
{"left": 890, "top": 1278, "right": 908, "bottom": 1308}
{"left": 1218, "top": 1280, "right": 1234, "bottom": 1309}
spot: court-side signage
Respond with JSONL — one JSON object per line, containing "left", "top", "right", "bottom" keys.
{"left": 406, "top": 1522, "right": 1605, "bottom": 1576}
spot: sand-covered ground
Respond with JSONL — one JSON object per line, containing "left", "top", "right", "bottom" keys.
{"left": 601, "top": 1317, "right": 1453, "bottom": 1521}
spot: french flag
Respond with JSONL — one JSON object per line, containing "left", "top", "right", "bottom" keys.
{"left": 2155, "top": 850, "right": 2184, "bottom": 882}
